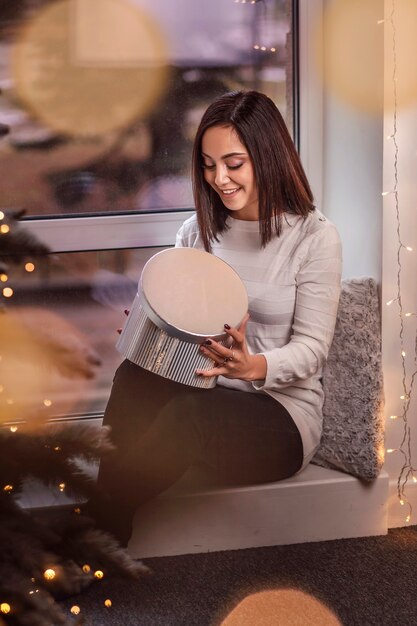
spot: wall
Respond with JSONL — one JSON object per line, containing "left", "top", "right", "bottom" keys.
{"left": 321, "top": 0, "right": 384, "bottom": 282}
{"left": 302, "top": 0, "right": 417, "bottom": 528}
{"left": 382, "top": 0, "right": 417, "bottom": 527}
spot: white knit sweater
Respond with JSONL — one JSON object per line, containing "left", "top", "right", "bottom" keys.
{"left": 175, "top": 210, "right": 342, "bottom": 468}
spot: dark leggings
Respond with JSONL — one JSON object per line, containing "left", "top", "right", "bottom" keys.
{"left": 93, "top": 359, "right": 303, "bottom": 544}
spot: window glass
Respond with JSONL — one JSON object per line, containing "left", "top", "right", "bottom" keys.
{"left": 1, "top": 247, "right": 166, "bottom": 420}
{"left": 0, "top": 0, "right": 294, "bottom": 217}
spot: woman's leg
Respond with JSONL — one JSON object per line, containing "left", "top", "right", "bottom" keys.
{"left": 92, "top": 360, "right": 303, "bottom": 544}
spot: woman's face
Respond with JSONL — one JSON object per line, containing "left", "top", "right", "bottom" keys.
{"left": 201, "top": 125, "right": 259, "bottom": 221}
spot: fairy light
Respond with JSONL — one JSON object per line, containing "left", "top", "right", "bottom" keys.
{"left": 25, "top": 262, "right": 35, "bottom": 272}
{"left": 3, "top": 485, "right": 13, "bottom": 492}
{"left": 43, "top": 569, "right": 56, "bottom": 580}
{"left": 82, "top": 564, "right": 91, "bottom": 573}
{"left": 10, "top": 426, "right": 18, "bottom": 432}
{"left": 104, "top": 599, "right": 112, "bottom": 608}
{"left": 390, "top": 415, "right": 400, "bottom": 420}
{"left": 58, "top": 482, "right": 65, "bottom": 492}
{"left": 94, "top": 570, "right": 104, "bottom": 579}
{"left": 2, "top": 287, "right": 13, "bottom": 298}
{"left": 0, "top": 224, "right": 10, "bottom": 234}
{"left": 0, "top": 210, "right": 4, "bottom": 220}
{"left": 384, "top": 0, "right": 417, "bottom": 524}
{"left": 0, "top": 603, "right": 11, "bottom": 614}
{"left": 71, "top": 606, "right": 81, "bottom": 615}
{"left": 43, "top": 399, "right": 52, "bottom": 407}
{"left": 0, "top": 274, "right": 7, "bottom": 282}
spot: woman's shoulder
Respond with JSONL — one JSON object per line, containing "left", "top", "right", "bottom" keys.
{"left": 297, "top": 209, "right": 340, "bottom": 242}
{"left": 175, "top": 213, "right": 202, "bottom": 248}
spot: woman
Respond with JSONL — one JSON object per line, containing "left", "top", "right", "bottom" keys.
{"left": 92, "top": 90, "right": 342, "bottom": 546}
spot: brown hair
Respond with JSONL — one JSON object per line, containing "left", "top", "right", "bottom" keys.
{"left": 191, "top": 90, "right": 314, "bottom": 251}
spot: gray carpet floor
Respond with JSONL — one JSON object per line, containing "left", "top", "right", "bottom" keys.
{"left": 61, "top": 526, "right": 417, "bottom": 626}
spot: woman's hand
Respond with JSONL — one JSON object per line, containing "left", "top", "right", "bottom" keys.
{"left": 117, "top": 309, "right": 130, "bottom": 335}
{"left": 197, "top": 313, "right": 267, "bottom": 382}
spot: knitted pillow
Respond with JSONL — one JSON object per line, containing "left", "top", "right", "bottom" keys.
{"left": 312, "top": 277, "right": 385, "bottom": 481}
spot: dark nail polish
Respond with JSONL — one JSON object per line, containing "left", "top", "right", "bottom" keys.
{"left": 224, "top": 324, "right": 231, "bottom": 330}
{"left": 124, "top": 309, "right": 129, "bottom": 315}
{"left": 203, "top": 339, "right": 212, "bottom": 346}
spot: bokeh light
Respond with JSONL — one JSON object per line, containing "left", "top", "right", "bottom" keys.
{"left": 221, "top": 589, "right": 342, "bottom": 626}
{"left": 12, "top": 0, "right": 169, "bottom": 137}
{"left": 316, "top": 0, "right": 417, "bottom": 114}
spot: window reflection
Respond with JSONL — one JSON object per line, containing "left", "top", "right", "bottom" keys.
{"left": 2, "top": 247, "right": 166, "bottom": 418}
{"left": 0, "top": 0, "right": 293, "bottom": 216}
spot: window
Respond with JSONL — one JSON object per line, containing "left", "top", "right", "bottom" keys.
{"left": 0, "top": 0, "right": 294, "bottom": 217}
{"left": 1, "top": 0, "right": 298, "bottom": 420}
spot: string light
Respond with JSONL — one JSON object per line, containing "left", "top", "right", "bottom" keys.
{"left": 104, "top": 599, "right": 112, "bottom": 608}
{"left": 10, "top": 426, "right": 18, "bottom": 432}
{"left": 3, "top": 485, "right": 13, "bottom": 492}
{"left": 0, "top": 603, "right": 11, "bottom": 614}
{"left": 25, "top": 262, "right": 35, "bottom": 272}
{"left": 58, "top": 482, "right": 65, "bottom": 492}
{"left": 0, "top": 210, "right": 4, "bottom": 220}
{"left": 43, "top": 399, "right": 52, "bottom": 407}
{"left": 2, "top": 287, "right": 13, "bottom": 298}
{"left": 384, "top": 0, "right": 417, "bottom": 525}
{"left": 82, "top": 564, "right": 91, "bottom": 573}
{"left": 43, "top": 569, "right": 56, "bottom": 580}
{"left": 71, "top": 606, "right": 81, "bottom": 615}
{"left": 94, "top": 570, "right": 104, "bottom": 579}
{"left": 0, "top": 273, "right": 7, "bottom": 282}
{"left": 0, "top": 224, "right": 10, "bottom": 234}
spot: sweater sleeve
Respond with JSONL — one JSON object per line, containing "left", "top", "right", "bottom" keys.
{"left": 253, "top": 223, "right": 342, "bottom": 392}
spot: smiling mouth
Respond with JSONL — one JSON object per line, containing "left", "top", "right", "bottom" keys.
{"left": 221, "top": 188, "right": 240, "bottom": 196}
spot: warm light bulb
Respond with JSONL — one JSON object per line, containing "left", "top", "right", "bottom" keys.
{"left": 25, "top": 262, "right": 35, "bottom": 272}
{"left": 104, "top": 599, "right": 112, "bottom": 608}
{"left": 401, "top": 351, "right": 406, "bottom": 357}
{"left": 82, "top": 564, "right": 91, "bottom": 573}
{"left": 0, "top": 603, "right": 11, "bottom": 615}
{"left": 59, "top": 483, "right": 65, "bottom": 492}
{"left": 71, "top": 606, "right": 81, "bottom": 615}
{"left": 0, "top": 210, "right": 4, "bottom": 220}
{"left": 43, "top": 399, "right": 52, "bottom": 407}
{"left": 3, "top": 485, "right": 13, "bottom": 492}
{"left": 0, "top": 274, "right": 7, "bottom": 282}
{"left": 406, "top": 515, "right": 411, "bottom": 523}
{"left": 2, "top": 287, "right": 13, "bottom": 298}
{"left": 400, "top": 499, "right": 405, "bottom": 506}
{"left": 390, "top": 415, "right": 399, "bottom": 420}
{"left": 94, "top": 570, "right": 104, "bottom": 579}
{"left": 9, "top": 426, "right": 18, "bottom": 432}
{"left": 0, "top": 224, "right": 10, "bottom": 234}
{"left": 43, "top": 569, "right": 56, "bottom": 580}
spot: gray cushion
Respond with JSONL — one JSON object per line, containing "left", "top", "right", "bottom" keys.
{"left": 312, "top": 277, "right": 385, "bottom": 481}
